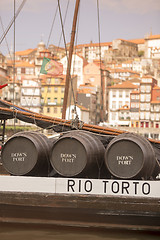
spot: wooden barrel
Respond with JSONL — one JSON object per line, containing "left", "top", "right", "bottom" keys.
{"left": 104, "top": 133, "right": 157, "bottom": 180}
{"left": 1, "top": 131, "right": 55, "bottom": 176}
{"left": 50, "top": 130, "right": 105, "bottom": 178}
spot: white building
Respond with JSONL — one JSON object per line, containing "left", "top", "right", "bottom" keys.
{"left": 76, "top": 41, "right": 112, "bottom": 62}
{"left": 145, "top": 34, "right": 160, "bottom": 59}
{"left": 60, "top": 54, "right": 87, "bottom": 87}
{"left": 107, "top": 81, "right": 138, "bottom": 126}
{"left": 21, "top": 76, "right": 41, "bottom": 113}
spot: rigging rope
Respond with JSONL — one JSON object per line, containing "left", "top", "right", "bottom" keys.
{"left": 46, "top": 4, "right": 58, "bottom": 49}
{"left": 0, "top": 0, "right": 27, "bottom": 45}
{"left": 57, "top": 0, "right": 70, "bottom": 50}
{"left": 0, "top": 17, "right": 12, "bottom": 60}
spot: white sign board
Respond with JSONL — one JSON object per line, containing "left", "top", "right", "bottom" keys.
{"left": 0, "top": 176, "right": 160, "bottom": 198}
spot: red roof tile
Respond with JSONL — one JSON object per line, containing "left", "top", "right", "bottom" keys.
{"left": 108, "top": 81, "right": 138, "bottom": 89}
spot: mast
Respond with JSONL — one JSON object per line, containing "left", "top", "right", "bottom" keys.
{"left": 62, "top": 0, "right": 80, "bottom": 119}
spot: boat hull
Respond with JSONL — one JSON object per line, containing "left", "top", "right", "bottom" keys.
{"left": 0, "top": 191, "right": 160, "bottom": 231}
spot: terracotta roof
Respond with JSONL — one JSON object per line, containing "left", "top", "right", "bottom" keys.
{"left": 141, "top": 75, "right": 155, "bottom": 79}
{"left": 145, "top": 34, "right": 160, "bottom": 40}
{"left": 15, "top": 49, "right": 36, "bottom": 56}
{"left": 15, "top": 61, "right": 35, "bottom": 68}
{"left": 39, "top": 49, "right": 50, "bottom": 53}
{"left": 78, "top": 88, "right": 96, "bottom": 94}
{"left": 131, "top": 90, "right": 140, "bottom": 94}
{"left": 129, "top": 38, "right": 145, "bottom": 44}
{"left": 116, "top": 39, "right": 137, "bottom": 44}
{"left": 108, "top": 81, "right": 138, "bottom": 89}
{"left": 79, "top": 83, "right": 95, "bottom": 88}
{"left": 151, "top": 101, "right": 160, "bottom": 104}
{"left": 109, "top": 68, "right": 138, "bottom": 74}
{"left": 129, "top": 74, "right": 141, "bottom": 78}
{"left": 153, "top": 86, "right": 160, "bottom": 90}
{"left": 75, "top": 41, "right": 112, "bottom": 48}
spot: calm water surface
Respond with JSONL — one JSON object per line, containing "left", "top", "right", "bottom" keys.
{"left": 0, "top": 223, "right": 159, "bottom": 240}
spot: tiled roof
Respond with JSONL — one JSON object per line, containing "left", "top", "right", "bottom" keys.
{"left": 145, "top": 34, "right": 160, "bottom": 40}
{"left": 151, "top": 101, "right": 160, "bottom": 104}
{"left": 15, "top": 61, "right": 35, "bottom": 67}
{"left": 15, "top": 49, "right": 36, "bottom": 56}
{"left": 108, "top": 80, "right": 137, "bottom": 89}
{"left": 78, "top": 88, "right": 95, "bottom": 94}
{"left": 131, "top": 90, "right": 140, "bottom": 94}
{"left": 129, "top": 38, "right": 145, "bottom": 44}
{"left": 75, "top": 41, "right": 112, "bottom": 48}
{"left": 141, "top": 75, "right": 154, "bottom": 78}
{"left": 109, "top": 68, "right": 138, "bottom": 74}
{"left": 153, "top": 86, "right": 160, "bottom": 90}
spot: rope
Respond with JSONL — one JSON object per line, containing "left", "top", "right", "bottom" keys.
{"left": 57, "top": 0, "right": 70, "bottom": 49}
{"left": 0, "top": 17, "right": 12, "bottom": 60}
{"left": 0, "top": 0, "right": 27, "bottom": 44}
{"left": 47, "top": 4, "right": 58, "bottom": 49}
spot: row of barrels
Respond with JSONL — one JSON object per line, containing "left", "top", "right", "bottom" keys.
{"left": 1, "top": 130, "right": 160, "bottom": 180}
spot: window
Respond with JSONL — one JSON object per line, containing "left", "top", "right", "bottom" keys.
{"left": 156, "top": 114, "right": 159, "bottom": 121}
{"left": 54, "top": 87, "right": 58, "bottom": 93}
{"left": 126, "top": 91, "right": 129, "bottom": 98}
{"left": 112, "top": 91, "right": 116, "bottom": 98}
{"left": 47, "top": 97, "right": 51, "bottom": 103}
{"left": 146, "top": 112, "right": 150, "bottom": 120}
{"left": 48, "top": 87, "right": 51, "bottom": 93}
{"left": 54, "top": 107, "right": 57, "bottom": 114}
{"left": 119, "top": 91, "right": 122, "bottom": 98}
{"left": 119, "top": 101, "right": 122, "bottom": 108}
{"left": 146, "top": 85, "right": 151, "bottom": 92}
{"left": 17, "top": 68, "right": 21, "bottom": 74}
{"left": 55, "top": 78, "right": 60, "bottom": 84}
{"left": 61, "top": 98, "right": 64, "bottom": 104}
{"left": 89, "top": 77, "right": 95, "bottom": 82}
{"left": 61, "top": 87, "right": 65, "bottom": 93}
{"left": 146, "top": 103, "right": 150, "bottom": 111}
{"left": 47, "top": 78, "right": 51, "bottom": 84}
{"left": 146, "top": 94, "right": 151, "bottom": 102}
{"left": 140, "top": 112, "right": 144, "bottom": 119}
{"left": 41, "top": 98, "right": 44, "bottom": 104}
{"left": 140, "top": 85, "right": 145, "bottom": 93}
{"left": 54, "top": 98, "right": 57, "bottom": 104}
{"left": 140, "top": 94, "right": 145, "bottom": 102}
{"left": 131, "top": 94, "right": 135, "bottom": 99}
{"left": 47, "top": 107, "right": 50, "bottom": 113}
{"left": 112, "top": 101, "right": 116, "bottom": 109}
{"left": 112, "top": 112, "right": 116, "bottom": 120}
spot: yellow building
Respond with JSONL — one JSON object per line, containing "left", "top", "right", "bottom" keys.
{"left": 41, "top": 75, "right": 65, "bottom": 118}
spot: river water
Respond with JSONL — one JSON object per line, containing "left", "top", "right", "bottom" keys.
{"left": 0, "top": 223, "right": 159, "bottom": 240}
